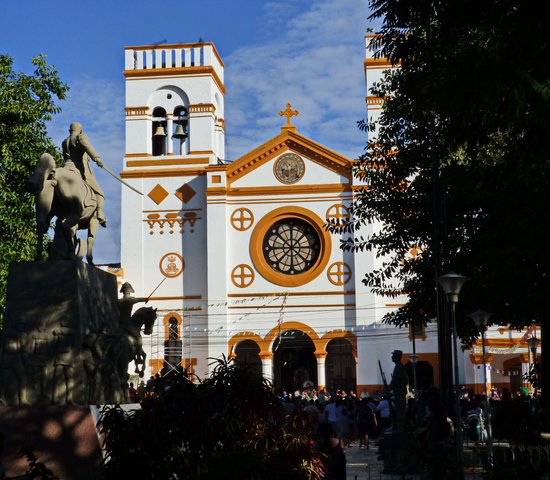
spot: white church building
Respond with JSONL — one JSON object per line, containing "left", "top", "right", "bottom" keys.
{"left": 112, "top": 38, "right": 537, "bottom": 396}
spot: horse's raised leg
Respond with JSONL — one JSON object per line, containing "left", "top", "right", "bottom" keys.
{"left": 60, "top": 214, "right": 81, "bottom": 259}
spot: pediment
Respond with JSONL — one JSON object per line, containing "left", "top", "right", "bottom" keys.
{"left": 226, "top": 129, "right": 353, "bottom": 187}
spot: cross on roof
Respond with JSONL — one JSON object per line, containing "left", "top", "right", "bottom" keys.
{"left": 279, "top": 103, "right": 299, "bottom": 127}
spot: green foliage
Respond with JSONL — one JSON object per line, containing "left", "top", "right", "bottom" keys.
{"left": 0, "top": 54, "right": 68, "bottom": 325}
{"left": 99, "top": 359, "right": 325, "bottom": 480}
{"left": 332, "top": 1, "right": 550, "bottom": 343}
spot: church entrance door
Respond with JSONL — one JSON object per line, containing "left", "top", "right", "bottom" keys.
{"left": 234, "top": 340, "right": 262, "bottom": 377}
{"left": 273, "top": 331, "right": 316, "bottom": 391}
{"left": 326, "top": 338, "right": 356, "bottom": 393}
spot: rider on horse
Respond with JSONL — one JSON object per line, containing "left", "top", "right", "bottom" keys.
{"left": 119, "top": 282, "right": 148, "bottom": 326}
{"left": 62, "top": 122, "right": 107, "bottom": 227}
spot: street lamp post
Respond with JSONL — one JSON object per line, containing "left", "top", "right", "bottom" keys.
{"left": 438, "top": 272, "right": 468, "bottom": 478}
{"left": 468, "top": 309, "right": 494, "bottom": 467}
{"left": 527, "top": 334, "right": 540, "bottom": 394}
{"left": 410, "top": 353, "right": 419, "bottom": 395}
{"left": 410, "top": 319, "right": 419, "bottom": 395}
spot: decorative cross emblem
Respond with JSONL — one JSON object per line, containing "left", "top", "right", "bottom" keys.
{"left": 279, "top": 103, "right": 299, "bottom": 126}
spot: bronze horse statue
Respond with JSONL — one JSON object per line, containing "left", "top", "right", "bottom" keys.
{"left": 28, "top": 152, "right": 101, "bottom": 264}
{"left": 120, "top": 306, "right": 157, "bottom": 378}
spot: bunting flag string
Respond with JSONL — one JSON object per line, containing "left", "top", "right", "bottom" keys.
{"left": 232, "top": 294, "right": 283, "bottom": 323}
{"left": 156, "top": 292, "right": 286, "bottom": 313}
{"left": 273, "top": 292, "right": 289, "bottom": 352}
{"left": 473, "top": 365, "right": 522, "bottom": 376}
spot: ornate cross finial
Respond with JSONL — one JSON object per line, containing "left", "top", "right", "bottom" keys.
{"left": 279, "top": 103, "right": 299, "bottom": 127}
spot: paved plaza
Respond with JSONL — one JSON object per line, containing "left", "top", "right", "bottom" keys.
{"left": 344, "top": 440, "right": 486, "bottom": 480}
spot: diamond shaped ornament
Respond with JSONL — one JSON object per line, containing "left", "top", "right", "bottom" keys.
{"left": 175, "top": 183, "right": 196, "bottom": 204}
{"left": 148, "top": 184, "right": 169, "bottom": 205}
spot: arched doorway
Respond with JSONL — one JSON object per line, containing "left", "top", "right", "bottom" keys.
{"left": 406, "top": 360, "right": 434, "bottom": 392}
{"left": 273, "top": 331, "right": 317, "bottom": 391}
{"left": 325, "top": 338, "right": 356, "bottom": 393}
{"left": 234, "top": 340, "right": 262, "bottom": 377}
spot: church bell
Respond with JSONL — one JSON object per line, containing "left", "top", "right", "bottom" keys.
{"left": 173, "top": 123, "right": 188, "bottom": 140}
{"left": 153, "top": 124, "right": 167, "bottom": 137}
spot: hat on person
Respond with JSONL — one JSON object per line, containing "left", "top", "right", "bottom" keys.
{"left": 392, "top": 350, "right": 403, "bottom": 356}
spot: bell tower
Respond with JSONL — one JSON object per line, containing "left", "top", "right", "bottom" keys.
{"left": 120, "top": 42, "right": 226, "bottom": 379}
{"left": 123, "top": 42, "right": 225, "bottom": 161}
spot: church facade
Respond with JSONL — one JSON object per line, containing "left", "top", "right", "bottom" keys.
{"left": 116, "top": 40, "right": 535, "bottom": 396}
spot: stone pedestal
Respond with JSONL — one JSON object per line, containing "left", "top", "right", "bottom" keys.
{"left": 0, "top": 406, "right": 103, "bottom": 480}
{"left": 0, "top": 261, "right": 124, "bottom": 405}
{"left": 379, "top": 432, "right": 417, "bottom": 474}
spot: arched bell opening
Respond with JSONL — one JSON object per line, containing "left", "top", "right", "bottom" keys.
{"left": 172, "top": 106, "right": 188, "bottom": 155}
{"left": 273, "top": 330, "right": 317, "bottom": 391}
{"left": 325, "top": 338, "right": 356, "bottom": 393}
{"left": 152, "top": 107, "right": 167, "bottom": 156}
{"left": 234, "top": 339, "right": 262, "bottom": 378}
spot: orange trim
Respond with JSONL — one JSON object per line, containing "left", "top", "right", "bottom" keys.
{"left": 226, "top": 129, "right": 352, "bottom": 186}
{"left": 227, "top": 304, "right": 355, "bottom": 310}
{"left": 124, "top": 65, "right": 226, "bottom": 94}
{"left": 473, "top": 338, "right": 533, "bottom": 349}
{"left": 207, "top": 183, "right": 352, "bottom": 197}
{"left": 126, "top": 158, "right": 210, "bottom": 167}
{"left": 125, "top": 153, "right": 151, "bottom": 158}
{"left": 121, "top": 168, "right": 207, "bottom": 178}
{"left": 364, "top": 58, "right": 397, "bottom": 68}
{"left": 125, "top": 106, "right": 149, "bottom": 115}
{"left": 249, "top": 206, "right": 332, "bottom": 287}
{"left": 470, "top": 353, "right": 494, "bottom": 365}
{"left": 227, "top": 322, "right": 358, "bottom": 360}
{"left": 227, "top": 290, "right": 355, "bottom": 298}
{"left": 264, "top": 321, "right": 321, "bottom": 352}
{"left": 228, "top": 331, "right": 270, "bottom": 358}
{"left": 322, "top": 330, "right": 358, "bottom": 357}
{"left": 188, "top": 150, "right": 215, "bottom": 155}
{"left": 212, "top": 175, "right": 222, "bottom": 184}
{"left": 162, "top": 312, "right": 183, "bottom": 340}
{"left": 149, "top": 358, "right": 164, "bottom": 376}
{"left": 188, "top": 104, "right": 216, "bottom": 114}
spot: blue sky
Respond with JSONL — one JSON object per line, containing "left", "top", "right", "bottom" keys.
{"left": 1, "top": 0, "right": 375, "bottom": 264}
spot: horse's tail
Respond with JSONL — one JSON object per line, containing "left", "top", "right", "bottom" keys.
{"left": 28, "top": 153, "right": 56, "bottom": 193}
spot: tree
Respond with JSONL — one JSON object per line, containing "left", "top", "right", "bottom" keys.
{"left": 99, "top": 360, "right": 325, "bottom": 480}
{"left": 0, "top": 54, "right": 68, "bottom": 325}
{"left": 332, "top": 2, "right": 550, "bottom": 347}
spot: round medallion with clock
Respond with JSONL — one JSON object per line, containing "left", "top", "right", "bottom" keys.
{"left": 274, "top": 153, "right": 305, "bottom": 184}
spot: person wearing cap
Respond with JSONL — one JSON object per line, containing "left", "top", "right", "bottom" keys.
{"left": 62, "top": 122, "right": 107, "bottom": 227}
{"left": 389, "top": 349, "right": 409, "bottom": 432}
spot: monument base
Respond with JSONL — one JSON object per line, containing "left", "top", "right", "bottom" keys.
{"left": 379, "top": 431, "right": 417, "bottom": 474}
{"left": 0, "top": 261, "right": 123, "bottom": 405}
{"left": 0, "top": 406, "right": 103, "bottom": 480}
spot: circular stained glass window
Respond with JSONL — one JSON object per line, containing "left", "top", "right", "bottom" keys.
{"left": 262, "top": 218, "right": 320, "bottom": 275}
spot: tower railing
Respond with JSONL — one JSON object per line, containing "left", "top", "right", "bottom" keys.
{"left": 124, "top": 43, "right": 224, "bottom": 82}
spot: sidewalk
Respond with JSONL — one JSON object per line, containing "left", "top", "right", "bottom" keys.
{"left": 344, "top": 441, "right": 485, "bottom": 480}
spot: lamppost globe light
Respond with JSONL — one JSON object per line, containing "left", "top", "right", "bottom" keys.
{"left": 437, "top": 272, "right": 469, "bottom": 303}
{"left": 467, "top": 309, "right": 493, "bottom": 331}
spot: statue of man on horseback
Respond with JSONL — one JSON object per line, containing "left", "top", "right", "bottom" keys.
{"left": 118, "top": 283, "right": 156, "bottom": 378}
{"left": 62, "top": 122, "right": 107, "bottom": 227}
{"left": 28, "top": 122, "right": 106, "bottom": 263}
